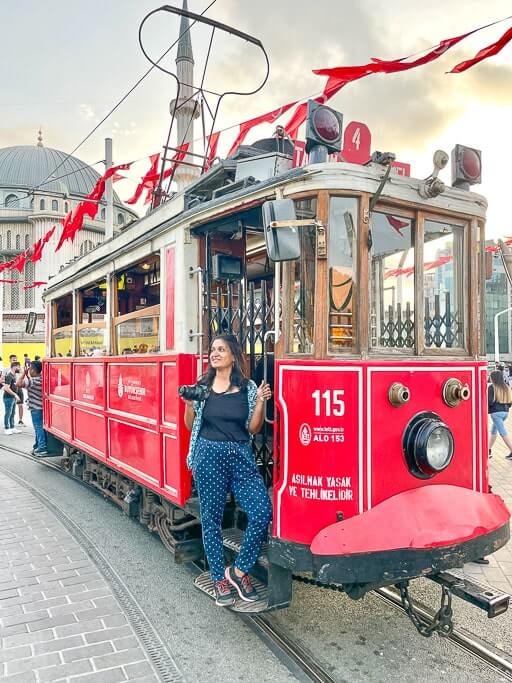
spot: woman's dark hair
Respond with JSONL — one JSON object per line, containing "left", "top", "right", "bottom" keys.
{"left": 490, "top": 370, "right": 512, "bottom": 404}
{"left": 199, "top": 334, "right": 248, "bottom": 389}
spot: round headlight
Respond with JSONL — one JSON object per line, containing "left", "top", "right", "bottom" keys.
{"left": 403, "top": 412, "right": 454, "bottom": 479}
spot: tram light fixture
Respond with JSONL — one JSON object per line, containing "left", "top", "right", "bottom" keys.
{"left": 403, "top": 412, "right": 454, "bottom": 479}
{"left": 451, "top": 144, "right": 482, "bottom": 189}
{"left": 442, "top": 378, "right": 470, "bottom": 407}
{"left": 305, "top": 101, "right": 343, "bottom": 155}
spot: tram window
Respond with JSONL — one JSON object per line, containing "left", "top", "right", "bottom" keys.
{"left": 423, "top": 220, "right": 465, "bottom": 349}
{"left": 287, "top": 198, "right": 317, "bottom": 354}
{"left": 370, "top": 212, "right": 415, "bottom": 349}
{"left": 328, "top": 197, "right": 358, "bottom": 352}
{"left": 114, "top": 255, "right": 160, "bottom": 354}
{"left": 51, "top": 293, "right": 73, "bottom": 357}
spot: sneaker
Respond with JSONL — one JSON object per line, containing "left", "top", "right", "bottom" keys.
{"left": 225, "top": 566, "right": 259, "bottom": 602}
{"left": 506, "top": 453, "right": 512, "bottom": 460}
{"left": 11, "top": 428, "right": 22, "bottom": 434}
{"left": 4, "top": 429, "right": 13, "bottom": 435}
{"left": 34, "top": 450, "right": 48, "bottom": 457}
{"left": 213, "top": 578, "right": 235, "bottom": 607}
{"left": 17, "top": 421, "right": 24, "bottom": 426}
{"left": 473, "top": 557, "right": 490, "bottom": 565}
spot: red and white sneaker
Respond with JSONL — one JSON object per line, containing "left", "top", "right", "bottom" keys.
{"left": 213, "top": 578, "right": 235, "bottom": 607}
{"left": 225, "top": 565, "right": 259, "bottom": 602}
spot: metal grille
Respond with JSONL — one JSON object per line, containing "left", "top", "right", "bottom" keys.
{"left": 25, "top": 260, "right": 35, "bottom": 308}
{"left": 425, "top": 292, "right": 463, "bottom": 348}
{"left": 206, "top": 279, "right": 275, "bottom": 485}
{"left": 379, "top": 303, "right": 415, "bottom": 348}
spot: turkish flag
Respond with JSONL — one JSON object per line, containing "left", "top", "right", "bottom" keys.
{"left": 126, "top": 154, "right": 160, "bottom": 205}
{"left": 449, "top": 25, "right": 512, "bottom": 73}
{"left": 0, "top": 279, "right": 19, "bottom": 284}
{"left": 0, "top": 259, "right": 15, "bottom": 274}
{"left": 23, "top": 281, "right": 47, "bottom": 289}
{"left": 386, "top": 215, "right": 409, "bottom": 235}
{"left": 141, "top": 144, "right": 190, "bottom": 204}
{"left": 204, "top": 132, "right": 220, "bottom": 171}
{"left": 227, "top": 102, "right": 297, "bottom": 157}
{"left": 11, "top": 248, "right": 30, "bottom": 273}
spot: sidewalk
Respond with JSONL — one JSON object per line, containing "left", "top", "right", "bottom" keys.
{"left": 0, "top": 469, "right": 160, "bottom": 682}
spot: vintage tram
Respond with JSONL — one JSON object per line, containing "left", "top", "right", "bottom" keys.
{"left": 42, "top": 110, "right": 510, "bottom": 631}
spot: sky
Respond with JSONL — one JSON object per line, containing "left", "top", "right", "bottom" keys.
{"left": 1, "top": 0, "right": 511, "bottom": 236}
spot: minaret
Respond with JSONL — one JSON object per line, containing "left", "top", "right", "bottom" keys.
{"left": 170, "top": 0, "right": 200, "bottom": 191}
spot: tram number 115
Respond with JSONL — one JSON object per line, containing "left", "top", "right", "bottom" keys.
{"left": 312, "top": 390, "right": 345, "bottom": 417}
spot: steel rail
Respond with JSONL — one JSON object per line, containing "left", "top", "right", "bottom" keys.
{"left": 1, "top": 443, "right": 510, "bottom": 681}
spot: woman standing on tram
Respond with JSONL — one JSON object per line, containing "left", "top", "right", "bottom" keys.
{"left": 182, "top": 334, "right": 272, "bottom": 606}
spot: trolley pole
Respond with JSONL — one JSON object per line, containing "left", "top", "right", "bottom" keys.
{"left": 494, "top": 307, "right": 512, "bottom": 365}
{"left": 105, "top": 138, "right": 113, "bottom": 240}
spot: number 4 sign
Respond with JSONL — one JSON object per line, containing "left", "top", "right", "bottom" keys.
{"left": 342, "top": 121, "right": 371, "bottom": 164}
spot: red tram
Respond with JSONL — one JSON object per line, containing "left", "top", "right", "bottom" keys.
{"left": 42, "top": 108, "right": 510, "bottom": 631}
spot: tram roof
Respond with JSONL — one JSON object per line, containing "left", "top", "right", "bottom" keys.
{"left": 43, "top": 160, "right": 487, "bottom": 299}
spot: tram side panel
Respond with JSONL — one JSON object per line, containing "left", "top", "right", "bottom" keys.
{"left": 43, "top": 354, "right": 197, "bottom": 507}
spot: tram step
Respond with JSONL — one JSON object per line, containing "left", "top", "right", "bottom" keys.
{"left": 194, "top": 570, "right": 270, "bottom": 613}
{"left": 222, "top": 528, "right": 269, "bottom": 570}
{"left": 429, "top": 568, "right": 510, "bottom": 618}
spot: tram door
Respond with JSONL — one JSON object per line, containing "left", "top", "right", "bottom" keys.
{"left": 201, "top": 228, "right": 276, "bottom": 487}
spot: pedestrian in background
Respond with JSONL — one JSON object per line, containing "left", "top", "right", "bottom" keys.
{"left": 3, "top": 362, "right": 23, "bottom": 435}
{"left": 17, "top": 360, "right": 47, "bottom": 455}
{"left": 488, "top": 370, "right": 512, "bottom": 459}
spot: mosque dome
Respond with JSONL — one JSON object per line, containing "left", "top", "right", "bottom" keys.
{"left": 0, "top": 143, "right": 124, "bottom": 204}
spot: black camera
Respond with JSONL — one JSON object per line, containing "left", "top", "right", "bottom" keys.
{"left": 178, "top": 383, "right": 209, "bottom": 402}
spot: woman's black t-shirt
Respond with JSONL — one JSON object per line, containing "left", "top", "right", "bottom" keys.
{"left": 199, "top": 389, "right": 250, "bottom": 442}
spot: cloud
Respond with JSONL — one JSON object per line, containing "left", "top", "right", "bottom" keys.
{"left": 79, "top": 104, "right": 95, "bottom": 121}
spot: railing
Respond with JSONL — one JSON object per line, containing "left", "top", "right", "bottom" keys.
{"left": 114, "top": 304, "right": 160, "bottom": 354}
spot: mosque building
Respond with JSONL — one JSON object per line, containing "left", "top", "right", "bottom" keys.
{"left": 0, "top": 132, "right": 137, "bottom": 360}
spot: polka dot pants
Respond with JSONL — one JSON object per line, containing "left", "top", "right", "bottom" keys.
{"left": 194, "top": 437, "right": 272, "bottom": 581}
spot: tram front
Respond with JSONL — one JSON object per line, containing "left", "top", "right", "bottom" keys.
{"left": 261, "top": 140, "right": 510, "bottom": 627}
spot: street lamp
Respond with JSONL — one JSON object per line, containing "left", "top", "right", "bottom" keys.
{"left": 494, "top": 307, "right": 512, "bottom": 364}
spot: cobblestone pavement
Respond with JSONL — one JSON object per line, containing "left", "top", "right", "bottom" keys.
{"left": 463, "top": 414, "right": 512, "bottom": 595}
{"left": 0, "top": 470, "right": 162, "bottom": 683}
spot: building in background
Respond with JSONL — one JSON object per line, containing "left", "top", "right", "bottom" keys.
{"left": 485, "top": 243, "right": 512, "bottom": 362}
{"left": 0, "top": 134, "right": 137, "bottom": 360}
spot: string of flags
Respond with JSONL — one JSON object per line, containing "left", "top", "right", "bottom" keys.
{"left": 1, "top": 15, "right": 511, "bottom": 288}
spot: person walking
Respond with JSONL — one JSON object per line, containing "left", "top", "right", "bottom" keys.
{"left": 183, "top": 334, "right": 272, "bottom": 607}
{"left": 17, "top": 360, "right": 47, "bottom": 455}
{"left": 488, "top": 370, "right": 512, "bottom": 459}
{"left": 2, "top": 362, "right": 23, "bottom": 435}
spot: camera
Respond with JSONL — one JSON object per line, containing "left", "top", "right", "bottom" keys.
{"left": 178, "top": 383, "right": 209, "bottom": 402}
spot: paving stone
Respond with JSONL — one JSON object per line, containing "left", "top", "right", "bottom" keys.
{"left": 85, "top": 625, "right": 133, "bottom": 644}
{"left": 0, "top": 645, "right": 32, "bottom": 664}
{"left": 75, "top": 606, "right": 123, "bottom": 622}
{"left": 92, "top": 648, "right": 145, "bottom": 670}
{"left": 42, "top": 583, "right": 88, "bottom": 599}
{"left": 2, "top": 628, "right": 55, "bottom": 648}
{"left": 36, "top": 659, "right": 93, "bottom": 682}
{"left": 0, "top": 605, "right": 24, "bottom": 618}
{"left": 69, "top": 667, "right": 127, "bottom": 683}
{"left": 127, "top": 676, "right": 158, "bottom": 683}
{"left": 0, "top": 671, "right": 36, "bottom": 683}
{"left": 0, "top": 623, "right": 28, "bottom": 638}
{"left": 6, "top": 652, "right": 62, "bottom": 676}
{"left": 113, "top": 636, "right": 139, "bottom": 651}
{"left": 69, "top": 588, "right": 111, "bottom": 604}
{"left": 61, "top": 640, "right": 114, "bottom": 663}
{"left": 27, "top": 613, "right": 77, "bottom": 632}
{"left": 33, "top": 634, "right": 85, "bottom": 655}
{"left": 23, "top": 596, "right": 69, "bottom": 613}
{"left": 123, "top": 661, "right": 155, "bottom": 679}
{"left": 1, "top": 609, "right": 49, "bottom": 628}
{"left": 102, "top": 614, "right": 128, "bottom": 628}
{"left": 54, "top": 618, "right": 104, "bottom": 638}
{"left": 48, "top": 599, "right": 95, "bottom": 617}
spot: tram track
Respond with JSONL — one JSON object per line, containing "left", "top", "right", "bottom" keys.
{"left": 0, "top": 442, "right": 511, "bottom": 682}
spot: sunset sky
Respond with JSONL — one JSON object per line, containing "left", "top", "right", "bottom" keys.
{"left": 1, "top": 0, "right": 511, "bottom": 236}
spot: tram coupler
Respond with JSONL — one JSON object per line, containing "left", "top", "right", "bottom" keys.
{"left": 427, "top": 570, "right": 510, "bottom": 618}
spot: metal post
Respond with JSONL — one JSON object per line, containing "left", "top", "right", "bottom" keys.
{"left": 105, "top": 138, "right": 113, "bottom": 240}
{"left": 494, "top": 307, "right": 512, "bottom": 365}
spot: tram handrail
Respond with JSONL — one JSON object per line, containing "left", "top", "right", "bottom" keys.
{"left": 189, "top": 266, "right": 204, "bottom": 378}
{"left": 263, "top": 330, "right": 275, "bottom": 425}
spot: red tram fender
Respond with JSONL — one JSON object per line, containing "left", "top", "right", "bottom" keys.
{"left": 311, "top": 485, "right": 510, "bottom": 555}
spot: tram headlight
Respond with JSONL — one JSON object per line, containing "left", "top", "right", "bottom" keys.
{"left": 403, "top": 412, "right": 454, "bottom": 479}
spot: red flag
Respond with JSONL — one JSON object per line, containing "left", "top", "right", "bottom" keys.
{"left": 43, "top": 226, "right": 56, "bottom": 244}
{"left": 228, "top": 102, "right": 297, "bottom": 157}
{"left": 126, "top": 154, "right": 160, "bottom": 205}
{"left": 204, "top": 132, "right": 220, "bottom": 171}
{"left": 449, "top": 25, "right": 512, "bottom": 73}
{"left": 11, "top": 248, "right": 30, "bottom": 273}
{"left": 386, "top": 215, "right": 409, "bottom": 235}
{"left": 141, "top": 145, "right": 190, "bottom": 204}
{"left": 0, "top": 279, "right": 19, "bottom": 284}
{"left": 23, "top": 281, "right": 47, "bottom": 289}
{"left": 30, "top": 237, "right": 44, "bottom": 264}
{"left": 0, "top": 259, "right": 15, "bottom": 274}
